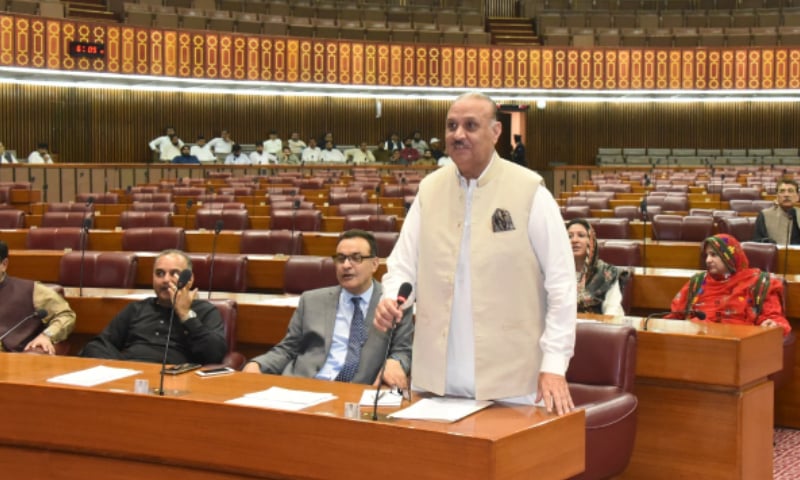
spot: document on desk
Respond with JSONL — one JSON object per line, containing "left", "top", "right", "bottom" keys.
{"left": 359, "top": 389, "right": 403, "bottom": 407}
{"left": 225, "top": 386, "right": 336, "bottom": 411}
{"left": 47, "top": 365, "right": 141, "bottom": 387}
{"left": 388, "top": 397, "right": 493, "bottom": 423}
{"left": 258, "top": 296, "right": 301, "bottom": 307}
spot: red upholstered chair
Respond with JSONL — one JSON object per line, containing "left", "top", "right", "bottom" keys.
{"left": 131, "top": 193, "right": 173, "bottom": 203}
{"left": 41, "top": 212, "right": 93, "bottom": 228}
{"left": 0, "top": 209, "right": 25, "bottom": 228}
{"left": 240, "top": 230, "right": 303, "bottom": 255}
{"left": 195, "top": 209, "right": 250, "bottom": 231}
{"left": 131, "top": 202, "right": 176, "bottom": 213}
{"left": 741, "top": 241, "right": 778, "bottom": 272}
{"left": 566, "top": 197, "right": 590, "bottom": 207}
{"left": 283, "top": 256, "right": 338, "bottom": 294}
{"left": 597, "top": 241, "right": 641, "bottom": 267}
{"left": 269, "top": 194, "right": 306, "bottom": 204}
{"left": 329, "top": 191, "right": 369, "bottom": 205}
{"left": 47, "top": 203, "right": 94, "bottom": 213}
{"left": 265, "top": 187, "right": 300, "bottom": 196}
{"left": 661, "top": 196, "right": 689, "bottom": 212}
{"left": 613, "top": 205, "right": 662, "bottom": 221}
{"left": 566, "top": 323, "right": 638, "bottom": 480}
{"left": 208, "top": 298, "right": 246, "bottom": 370}
{"left": 373, "top": 231, "right": 400, "bottom": 258}
{"left": 562, "top": 205, "right": 591, "bottom": 220}
{"left": 219, "top": 187, "right": 253, "bottom": 196}
{"left": 130, "top": 186, "right": 159, "bottom": 194}
{"left": 270, "top": 210, "right": 322, "bottom": 232}
{"left": 681, "top": 215, "right": 714, "bottom": 241}
{"left": 337, "top": 203, "right": 383, "bottom": 215}
{"left": 76, "top": 192, "right": 119, "bottom": 204}
{"left": 119, "top": 211, "right": 172, "bottom": 229}
{"left": 189, "top": 253, "right": 248, "bottom": 293}
{"left": 651, "top": 214, "right": 683, "bottom": 241}
{"left": 293, "top": 178, "right": 326, "bottom": 189}
{"left": 717, "top": 216, "right": 757, "bottom": 242}
{"left": 752, "top": 200, "right": 774, "bottom": 211}
{"left": 728, "top": 200, "right": 755, "bottom": 213}
{"left": 200, "top": 202, "right": 246, "bottom": 210}
{"left": 0, "top": 186, "right": 11, "bottom": 205}
{"left": 342, "top": 214, "right": 398, "bottom": 232}
{"left": 721, "top": 187, "right": 761, "bottom": 201}
{"left": 271, "top": 201, "right": 316, "bottom": 210}
{"left": 121, "top": 227, "right": 186, "bottom": 252}
{"left": 592, "top": 218, "right": 629, "bottom": 239}
{"left": 688, "top": 208, "right": 713, "bottom": 217}
{"left": 58, "top": 251, "right": 138, "bottom": 288}
{"left": 26, "top": 227, "right": 85, "bottom": 250}
{"left": 173, "top": 187, "right": 205, "bottom": 197}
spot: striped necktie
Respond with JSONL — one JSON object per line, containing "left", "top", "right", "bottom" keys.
{"left": 336, "top": 297, "right": 366, "bottom": 382}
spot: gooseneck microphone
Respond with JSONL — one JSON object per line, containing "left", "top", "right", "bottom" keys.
{"left": 784, "top": 208, "right": 796, "bottom": 281}
{"left": 372, "top": 282, "right": 413, "bottom": 421}
{"left": 640, "top": 197, "right": 648, "bottom": 270}
{"left": 291, "top": 198, "right": 300, "bottom": 238}
{"left": 207, "top": 219, "right": 224, "bottom": 299}
{"left": 0, "top": 309, "right": 48, "bottom": 350}
{"left": 643, "top": 310, "right": 706, "bottom": 331}
{"left": 78, "top": 217, "right": 91, "bottom": 297}
{"left": 158, "top": 268, "right": 193, "bottom": 396}
{"left": 184, "top": 199, "right": 194, "bottom": 230}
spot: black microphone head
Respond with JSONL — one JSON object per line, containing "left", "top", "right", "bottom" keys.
{"left": 35, "top": 309, "right": 48, "bottom": 319}
{"left": 186, "top": 199, "right": 194, "bottom": 209}
{"left": 397, "top": 282, "right": 413, "bottom": 304}
{"left": 86, "top": 196, "right": 95, "bottom": 205}
{"left": 693, "top": 310, "right": 707, "bottom": 320}
{"left": 176, "top": 269, "right": 193, "bottom": 289}
{"left": 214, "top": 219, "right": 224, "bottom": 234}
{"left": 82, "top": 218, "right": 92, "bottom": 231}
{"left": 293, "top": 199, "right": 301, "bottom": 209}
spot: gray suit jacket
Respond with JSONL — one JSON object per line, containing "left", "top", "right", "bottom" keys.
{"left": 251, "top": 281, "right": 413, "bottom": 384}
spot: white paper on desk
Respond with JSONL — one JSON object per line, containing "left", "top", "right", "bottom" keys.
{"left": 359, "top": 389, "right": 402, "bottom": 407}
{"left": 225, "top": 386, "right": 336, "bottom": 411}
{"left": 388, "top": 397, "right": 493, "bottom": 423}
{"left": 47, "top": 365, "right": 141, "bottom": 387}
{"left": 258, "top": 296, "right": 300, "bottom": 307}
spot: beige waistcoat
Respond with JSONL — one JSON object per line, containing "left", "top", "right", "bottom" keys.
{"left": 763, "top": 205, "right": 800, "bottom": 245}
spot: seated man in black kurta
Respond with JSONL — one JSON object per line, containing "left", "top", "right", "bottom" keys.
{"left": 80, "top": 249, "right": 226, "bottom": 364}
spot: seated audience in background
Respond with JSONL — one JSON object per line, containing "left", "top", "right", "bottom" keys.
{"left": 410, "top": 131, "right": 428, "bottom": 154}
{"left": 346, "top": 142, "right": 376, "bottom": 164}
{"left": 207, "top": 129, "right": 235, "bottom": 160}
{"left": 754, "top": 179, "right": 800, "bottom": 245}
{"left": 149, "top": 126, "right": 183, "bottom": 162}
{"left": 668, "top": 234, "right": 791, "bottom": 336}
{"left": 243, "top": 230, "right": 413, "bottom": 389}
{"left": 0, "top": 241, "right": 75, "bottom": 354}
{"left": 372, "top": 142, "right": 391, "bottom": 163}
{"left": 0, "top": 141, "right": 17, "bottom": 163}
{"left": 172, "top": 145, "right": 201, "bottom": 164}
{"left": 567, "top": 219, "right": 626, "bottom": 317}
{"left": 416, "top": 149, "right": 437, "bottom": 166}
{"left": 399, "top": 137, "right": 420, "bottom": 164}
{"left": 81, "top": 250, "right": 227, "bottom": 363}
{"left": 429, "top": 137, "right": 444, "bottom": 160}
{"left": 320, "top": 141, "right": 345, "bottom": 163}
{"left": 224, "top": 144, "right": 250, "bottom": 165}
{"left": 287, "top": 132, "right": 306, "bottom": 156}
{"left": 190, "top": 135, "right": 216, "bottom": 163}
{"left": 383, "top": 132, "right": 402, "bottom": 152}
{"left": 262, "top": 130, "right": 283, "bottom": 157}
{"left": 301, "top": 138, "right": 321, "bottom": 163}
{"left": 28, "top": 143, "right": 54, "bottom": 164}
{"left": 250, "top": 143, "right": 277, "bottom": 165}
{"left": 277, "top": 146, "right": 300, "bottom": 164}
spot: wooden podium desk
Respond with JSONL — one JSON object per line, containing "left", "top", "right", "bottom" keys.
{"left": 601, "top": 317, "right": 782, "bottom": 480}
{"left": 0, "top": 354, "right": 585, "bottom": 480}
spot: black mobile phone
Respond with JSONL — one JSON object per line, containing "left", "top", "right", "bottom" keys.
{"left": 162, "top": 363, "right": 202, "bottom": 375}
{"left": 195, "top": 366, "right": 235, "bottom": 377}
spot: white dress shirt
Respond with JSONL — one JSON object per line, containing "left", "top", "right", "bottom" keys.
{"left": 250, "top": 151, "right": 277, "bottom": 165}
{"left": 191, "top": 144, "right": 217, "bottom": 163}
{"left": 262, "top": 138, "right": 283, "bottom": 156}
{"left": 207, "top": 137, "right": 234, "bottom": 155}
{"left": 320, "top": 148, "right": 346, "bottom": 163}
{"left": 27, "top": 151, "right": 53, "bottom": 164}
{"left": 224, "top": 153, "right": 251, "bottom": 165}
{"left": 301, "top": 147, "right": 322, "bottom": 163}
{"left": 315, "top": 285, "right": 374, "bottom": 380}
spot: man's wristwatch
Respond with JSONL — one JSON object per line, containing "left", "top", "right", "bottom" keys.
{"left": 43, "top": 331, "right": 57, "bottom": 344}
{"left": 181, "top": 310, "right": 197, "bottom": 322}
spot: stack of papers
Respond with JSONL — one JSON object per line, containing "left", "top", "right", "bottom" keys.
{"left": 388, "top": 397, "right": 493, "bottom": 423}
{"left": 226, "top": 386, "right": 336, "bottom": 411}
{"left": 47, "top": 365, "right": 142, "bottom": 387}
{"left": 359, "top": 389, "right": 403, "bottom": 407}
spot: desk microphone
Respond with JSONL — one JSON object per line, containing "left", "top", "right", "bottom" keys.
{"left": 372, "top": 282, "right": 413, "bottom": 421}
{"left": 640, "top": 197, "right": 648, "bottom": 269}
{"left": 784, "top": 208, "right": 796, "bottom": 280}
{"left": 643, "top": 310, "right": 706, "bottom": 331}
{"left": 78, "top": 217, "right": 92, "bottom": 297}
{"left": 158, "top": 268, "right": 193, "bottom": 396}
{"left": 291, "top": 199, "right": 300, "bottom": 238}
{"left": 207, "top": 219, "right": 224, "bottom": 299}
{"left": 0, "top": 309, "right": 48, "bottom": 351}
{"left": 85, "top": 195, "right": 95, "bottom": 209}
{"left": 184, "top": 199, "right": 194, "bottom": 230}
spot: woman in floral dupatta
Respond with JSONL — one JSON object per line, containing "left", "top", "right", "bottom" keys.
{"left": 567, "top": 219, "right": 627, "bottom": 317}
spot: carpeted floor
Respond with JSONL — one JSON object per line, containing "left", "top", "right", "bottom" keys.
{"left": 774, "top": 428, "right": 800, "bottom": 479}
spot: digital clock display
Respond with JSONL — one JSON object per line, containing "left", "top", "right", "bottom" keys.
{"left": 68, "top": 41, "right": 106, "bottom": 59}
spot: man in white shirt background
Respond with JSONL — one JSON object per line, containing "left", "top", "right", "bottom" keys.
{"left": 320, "top": 141, "right": 345, "bottom": 163}
{"left": 190, "top": 136, "right": 217, "bottom": 164}
{"left": 301, "top": 138, "right": 322, "bottom": 163}
{"left": 148, "top": 127, "right": 183, "bottom": 162}
{"left": 250, "top": 144, "right": 277, "bottom": 165}
{"left": 224, "top": 144, "right": 250, "bottom": 165}
{"left": 346, "top": 142, "right": 376, "bottom": 164}
{"left": 287, "top": 132, "right": 306, "bottom": 156}
{"left": 0, "top": 142, "right": 17, "bottom": 163}
{"left": 262, "top": 131, "right": 283, "bottom": 158}
{"left": 28, "top": 143, "right": 54, "bottom": 164}
{"left": 207, "top": 129, "right": 234, "bottom": 162}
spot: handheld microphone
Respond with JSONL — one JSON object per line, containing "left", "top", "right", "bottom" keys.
{"left": 184, "top": 199, "right": 194, "bottom": 230}
{"left": 78, "top": 217, "right": 91, "bottom": 297}
{"left": 207, "top": 219, "right": 224, "bottom": 299}
{"left": 643, "top": 310, "right": 706, "bottom": 331}
{"left": 0, "top": 309, "right": 48, "bottom": 351}
{"left": 158, "top": 268, "right": 192, "bottom": 396}
{"left": 372, "top": 282, "right": 413, "bottom": 421}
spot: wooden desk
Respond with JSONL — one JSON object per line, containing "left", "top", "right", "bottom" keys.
{"left": 607, "top": 317, "right": 781, "bottom": 480}
{"left": 0, "top": 354, "right": 585, "bottom": 480}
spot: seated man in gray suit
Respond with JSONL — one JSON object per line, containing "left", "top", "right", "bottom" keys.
{"left": 243, "top": 230, "right": 413, "bottom": 389}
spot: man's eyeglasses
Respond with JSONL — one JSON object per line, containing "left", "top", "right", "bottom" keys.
{"left": 332, "top": 253, "right": 376, "bottom": 264}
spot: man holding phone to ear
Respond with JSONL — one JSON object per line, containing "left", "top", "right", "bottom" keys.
{"left": 81, "top": 249, "right": 227, "bottom": 365}
{"left": 243, "top": 230, "right": 413, "bottom": 390}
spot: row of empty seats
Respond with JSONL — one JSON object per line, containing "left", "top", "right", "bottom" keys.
{"left": 596, "top": 147, "right": 800, "bottom": 166}
{"left": 542, "top": 25, "right": 798, "bottom": 45}
{"left": 528, "top": 0, "right": 789, "bottom": 13}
